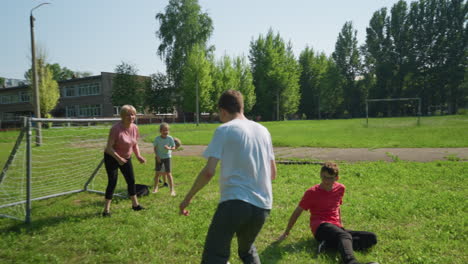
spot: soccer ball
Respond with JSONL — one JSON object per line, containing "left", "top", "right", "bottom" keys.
{"left": 174, "top": 137, "right": 182, "bottom": 149}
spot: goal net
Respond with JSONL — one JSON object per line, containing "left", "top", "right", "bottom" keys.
{"left": 0, "top": 117, "right": 125, "bottom": 223}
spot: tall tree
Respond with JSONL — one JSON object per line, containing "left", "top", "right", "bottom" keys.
{"left": 364, "top": 0, "right": 467, "bottom": 115}
{"left": 249, "top": 29, "right": 301, "bottom": 120}
{"left": 233, "top": 56, "right": 256, "bottom": 113}
{"left": 24, "top": 51, "right": 60, "bottom": 118}
{"left": 298, "top": 46, "right": 329, "bottom": 119}
{"left": 180, "top": 44, "right": 213, "bottom": 115}
{"left": 333, "top": 21, "right": 362, "bottom": 117}
{"left": 111, "top": 62, "right": 145, "bottom": 111}
{"left": 320, "top": 59, "right": 344, "bottom": 118}
{"left": 156, "top": 0, "right": 213, "bottom": 96}
{"left": 211, "top": 55, "right": 256, "bottom": 113}
{"left": 145, "top": 72, "right": 175, "bottom": 114}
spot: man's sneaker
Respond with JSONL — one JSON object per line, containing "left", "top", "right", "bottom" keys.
{"left": 102, "top": 211, "right": 111, "bottom": 217}
{"left": 317, "top": 240, "right": 326, "bottom": 254}
{"left": 132, "top": 205, "right": 145, "bottom": 211}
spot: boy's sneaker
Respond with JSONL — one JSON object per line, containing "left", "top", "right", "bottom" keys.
{"left": 102, "top": 211, "right": 111, "bottom": 217}
{"left": 132, "top": 205, "right": 145, "bottom": 211}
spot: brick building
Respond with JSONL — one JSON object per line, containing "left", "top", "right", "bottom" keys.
{"left": 0, "top": 72, "right": 151, "bottom": 128}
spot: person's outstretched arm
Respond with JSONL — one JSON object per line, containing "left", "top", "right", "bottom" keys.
{"left": 277, "top": 206, "right": 304, "bottom": 241}
{"left": 179, "top": 157, "right": 219, "bottom": 216}
{"left": 271, "top": 159, "right": 277, "bottom": 180}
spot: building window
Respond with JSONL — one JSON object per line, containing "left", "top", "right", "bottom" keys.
{"left": 114, "top": 106, "right": 121, "bottom": 115}
{"left": 2, "top": 112, "right": 17, "bottom": 121}
{"left": 78, "top": 104, "right": 102, "bottom": 117}
{"left": 19, "top": 91, "right": 30, "bottom": 102}
{"left": 64, "top": 86, "right": 76, "bottom": 97}
{"left": 1, "top": 94, "right": 19, "bottom": 104}
{"left": 66, "top": 105, "right": 77, "bottom": 117}
{"left": 78, "top": 83, "right": 100, "bottom": 96}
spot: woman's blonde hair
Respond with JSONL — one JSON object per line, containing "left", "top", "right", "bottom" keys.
{"left": 120, "top": 105, "right": 136, "bottom": 118}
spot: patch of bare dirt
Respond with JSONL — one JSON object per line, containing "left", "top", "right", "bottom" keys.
{"left": 138, "top": 142, "right": 468, "bottom": 162}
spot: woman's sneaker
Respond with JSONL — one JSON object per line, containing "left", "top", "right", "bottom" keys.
{"left": 132, "top": 205, "right": 145, "bottom": 211}
{"left": 102, "top": 211, "right": 111, "bottom": 217}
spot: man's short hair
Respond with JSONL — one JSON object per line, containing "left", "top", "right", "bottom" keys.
{"left": 218, "top": 90, "right": 244, "bottom": 114}
{"left": 321, "top": 162, "right": 339, "bottom": 177}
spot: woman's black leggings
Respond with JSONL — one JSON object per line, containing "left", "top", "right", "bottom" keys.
{"left": 104, "top": 153, "right": 137, "bottom": 200}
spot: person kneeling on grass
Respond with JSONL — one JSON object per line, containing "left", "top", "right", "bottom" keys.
{"left": 277, "top": 162, "right": 378, "bottom": 264}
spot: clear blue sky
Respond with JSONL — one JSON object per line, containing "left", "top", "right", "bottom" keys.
{"left": 1, "top": 0, "right": 404, "bottom": 80}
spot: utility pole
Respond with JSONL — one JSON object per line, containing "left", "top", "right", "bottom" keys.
{"left": 30, "top": 3, "right": 50, "bottom": 146}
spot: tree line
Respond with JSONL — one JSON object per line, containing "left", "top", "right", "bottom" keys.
{"left": 112, "top": 0, "right": 467, "bottom": 120}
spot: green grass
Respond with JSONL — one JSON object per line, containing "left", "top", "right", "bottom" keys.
{"left": 0, "top": 156, "right": 466, "bottom": 263}
{"left": 138, "top": 115, "right": 468, "bottom": 148}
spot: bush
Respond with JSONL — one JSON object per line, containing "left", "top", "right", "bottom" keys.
{"left": 456, "top": 108, "right": 468, "bottom": 115}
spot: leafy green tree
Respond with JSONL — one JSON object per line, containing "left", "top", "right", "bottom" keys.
{"left": 298, "top": 46, "right": 329, "bottom": 119}
{"left": 211, "top": 55, "right": 236, "bottom": 113}
{"left": 180, "top": 44, "right": 213, "bottom": 114}
{"left": 249, "top": 29, "right": 301, "bottom": 120}
{"left": 333, "top": 21, "right": 362, "bottom": 117}
{"left": 364, "top": 0, "right": 467, "bottom": 115}
{"left": 111, "top": 62, "right": 145, "bottom": 111}
{"left": 25, "top": 62, "right": 77, "bottom": 82}
{"left": 48, "top": 63, "right": 74, "bottom": 81}
{"left": 211, "top": 55, "right": 256, "bottom": 113}
{"left": 320, "top": 59, "right": 344, "bottom": 118}
{"left": 156, "top": 0, "right": 213, "bottom": 95}
{"left": 233, "top": 56, "right": 256, "bottom": 113}
{"left": 0, "top": 77, "right": 5, "bottom": 87}
{"left": 37, "top": 64, "right": 60, "bottom": 118}
{"left": 24, "top": 51, "right": 60, "bottom": 118}
{"left": 145, "top": 72, "right": 175, "bottom": 113}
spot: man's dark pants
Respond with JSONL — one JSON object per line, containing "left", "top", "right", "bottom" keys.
{"left": 201, "top": 200, "right": 270, "bottom": 264}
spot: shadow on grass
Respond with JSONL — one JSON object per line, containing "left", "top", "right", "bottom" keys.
{"left": 260, "top": 238, "right": 340, "bottom": 263}
{"left": 0, "top": 211, "right": 100, "bottom": 234}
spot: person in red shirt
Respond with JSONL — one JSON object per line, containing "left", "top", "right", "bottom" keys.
{"left": 277, "top": 162, "right": 378, "bottom": 264}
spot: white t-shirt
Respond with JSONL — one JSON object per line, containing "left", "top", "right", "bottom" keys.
{"left": 203, "top": 118, "right": 275, "bottom": 209}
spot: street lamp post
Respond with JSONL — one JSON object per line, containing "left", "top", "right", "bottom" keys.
{"left": 30, "top": 2, "right": 50, "bottom": 146}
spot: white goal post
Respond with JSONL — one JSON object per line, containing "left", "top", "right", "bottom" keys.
{"left": 0, "top": 117, "right": 123, "bottom": 223}
{"left": 365, "top": 98, "right": 422, "bottom": 126}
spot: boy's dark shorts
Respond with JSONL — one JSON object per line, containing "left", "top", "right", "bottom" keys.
{"left": 155, "top": 158, "right": 171, "bottom": 173}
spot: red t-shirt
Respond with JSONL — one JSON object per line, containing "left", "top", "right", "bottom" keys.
{"left": 109, "top": 121, "right": 139, "bottom": 159}
{"left": 298, "top": 182, "right": 345, "bottom": 236}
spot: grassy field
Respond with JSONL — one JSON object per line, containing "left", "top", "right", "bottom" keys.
{"left": 0, "top": 116, "right": 467, "bottom": 263}
{"left": 0, "top": 155, "right": 466, "bottom": 263}
{"left": 138, "top": 115, "right": 468, "bottom": 148}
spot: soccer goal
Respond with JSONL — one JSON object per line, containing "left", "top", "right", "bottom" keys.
{"left": 365, "top": 98, "right": 422, "bottom": 126}
{"left": 0, "top": 117, "right": 123, "bottom": 223}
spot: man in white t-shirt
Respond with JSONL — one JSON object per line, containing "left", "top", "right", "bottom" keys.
{"left": 179, "top": 90, "right": 277, "bottom": 264}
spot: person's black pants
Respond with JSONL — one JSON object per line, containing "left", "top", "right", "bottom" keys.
{"left": 201, "top": 200, "right": 270, "bottom": 264}
{"left": 104, "top": 153, "right": 136, "bottom": 200}
{"left": 315, "top": 223, "right": 377, "bottom": 264}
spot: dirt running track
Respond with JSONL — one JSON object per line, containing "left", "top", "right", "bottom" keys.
{"left": 139, "top": 143, "right": 468, "bottom": 162}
